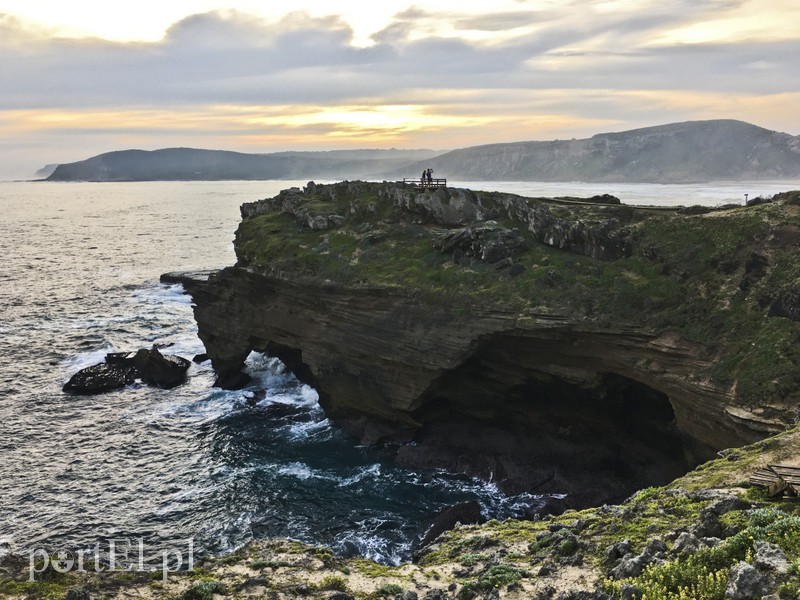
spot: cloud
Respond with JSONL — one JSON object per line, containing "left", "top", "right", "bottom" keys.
{"left": 2, "top": 6, "right": 797, "bottom": 110}
{"left": 1, "top": 3, "right": 799, "bottom": 178}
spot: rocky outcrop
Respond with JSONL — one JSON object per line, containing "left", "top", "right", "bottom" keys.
{"left": 183, "top": 267, "right": 725, "bottom": 504}
{"left": 63, "top": 347, "right": 190, "bottom": 394}
{"left": 420, "top": 501, "right": 485, "bottom": 547}
{"left": 239, "top": 181, "right": 635, "bottom": 261}
{"left": 177, "top": 181, "right": 800, "bottom": 506}
{"left": 62, "top": 353, "right": 139, "bottom": 394}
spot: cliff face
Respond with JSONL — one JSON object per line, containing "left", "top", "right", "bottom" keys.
{"left": 179, "top": 182, "right": 800, "bottom": 507}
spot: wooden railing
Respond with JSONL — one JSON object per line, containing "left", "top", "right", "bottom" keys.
{"left": 401, "top": 178, "right": 447, "bottom": 189}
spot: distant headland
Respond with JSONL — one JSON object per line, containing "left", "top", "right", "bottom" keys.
{"left": 43, "top": 119, "right": 800, "bottom": 184}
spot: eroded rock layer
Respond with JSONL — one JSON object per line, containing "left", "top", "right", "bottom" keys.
{"left": 172, "top": 182, "right": 800, "bottom": 507}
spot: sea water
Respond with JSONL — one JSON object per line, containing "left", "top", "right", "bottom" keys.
{"left": 1, "top": 179, "right": 798, "bottom": 564}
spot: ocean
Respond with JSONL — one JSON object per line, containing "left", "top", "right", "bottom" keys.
{"left": 1, "top": 178, "right": 798, "bottom": 565}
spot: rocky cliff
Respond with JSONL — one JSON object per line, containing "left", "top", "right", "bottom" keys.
{"left": 174, "top": 181, "right": 800, "bottom": 508}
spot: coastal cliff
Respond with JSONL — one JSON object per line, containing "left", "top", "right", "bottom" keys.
{"left": 175, "top": 181, "right": 800, "bottom": 507}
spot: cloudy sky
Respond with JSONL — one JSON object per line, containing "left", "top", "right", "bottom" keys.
{"left": 1, "top": 0, "right": 798, "bottom": 179}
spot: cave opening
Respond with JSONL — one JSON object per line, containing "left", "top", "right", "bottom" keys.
{"left": 251, "top": 336, "right": 697, "bottom": 510}
{"left": 401, "top": 363, "right": 692, "bottom": 510}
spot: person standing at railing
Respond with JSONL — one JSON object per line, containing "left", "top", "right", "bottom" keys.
{"left": 421, "top": 169, "right": 428, "bottom": 187}
{"left": 427, "top": 168, "right": 433, "bottom": 185}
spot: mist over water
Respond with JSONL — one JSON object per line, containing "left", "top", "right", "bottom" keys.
{"left": 1, "top": 179, "right": 798, "bottom": 564}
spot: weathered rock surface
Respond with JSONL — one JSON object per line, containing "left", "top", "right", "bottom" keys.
{"left": 420, "top": 501, "right": 485, "bottom": 547}
{"left": 726, "top": 561, "right": 767, "bottom": 600}
{"left": 133, "top": 347, "right": 191, "bottom": 388}
{"left": 62, "top": 358, "right": 138, "bottom": 394}
{"left": 753, "top": 541, "right": 790, "bottom": 574}
{"left": 177, "top": 180, "right": 800, "bottom": 505}
{"left": 63, "top": 347, "right": 190, "bottom": 394}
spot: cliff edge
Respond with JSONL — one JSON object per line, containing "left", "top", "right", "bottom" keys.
{"left": 175, "top": 181, "right": 800, "bottom": 508}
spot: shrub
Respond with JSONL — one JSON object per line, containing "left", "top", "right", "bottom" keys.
{"left": 180, "top": 579, "right": 227, "bottom": 600}
{"left": 318, "top": 575, "right": 348, "bottom": 591}
{"left": 458, "top": 564, "right": 527, "bottom": 598}
{"left": 374, "top": 583, "right": 404, "bottom": 597}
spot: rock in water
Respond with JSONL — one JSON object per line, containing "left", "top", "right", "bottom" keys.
{"left": 63, "top": 348, "right": 190, "bottom": 394}
{"left": 133, "top": 347, "right": 190, "bottom": 389}
{"left": 62, "top": 358, "right": 138, "bottom": 394}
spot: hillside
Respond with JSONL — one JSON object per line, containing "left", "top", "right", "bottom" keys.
{"left": 44, "top": 147, "right": 437, "bottom": 182}
{"left": 43, "top": 120, "right": 800, "bottom": 183}
{"left": 416, "top": 120, "right": 800, "bottom": 183}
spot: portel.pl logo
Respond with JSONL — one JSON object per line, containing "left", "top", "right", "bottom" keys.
{"left": 28, "top": 538, "right": 194, "bottom": 582}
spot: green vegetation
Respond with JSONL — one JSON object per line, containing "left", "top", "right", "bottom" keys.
{"left": 0, "top": 581, "right": 70, "bottom": 600}
{"left": 603, "top": 507, "right": 800, "bottom": 600}
{"left": 317, "top": 575, "right": 349, "bottom": 591}
{"left": 179, "top": 579, "right": 227, "bottom": 600}
{"left": 310, "top": 546, "right": 338, "bottom": 569}
{"left": 458, "top": 564, "right": 528, "bottom": 598}
{"left": 352, "top": 559, "right": 405, "bottom": 578}
{"left": 372, "top": 582, "right": 405, "bottom": 597}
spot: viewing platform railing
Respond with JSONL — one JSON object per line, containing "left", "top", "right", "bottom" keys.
{"left": 401, "top": 178, "right": 447, "bottom": 190}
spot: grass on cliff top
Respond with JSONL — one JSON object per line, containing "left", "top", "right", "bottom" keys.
{"left": 603, "top": 506, "right": 800, "bottom": 600}
{"left": 235, "top": 198, "right": 685, "bottom": 319}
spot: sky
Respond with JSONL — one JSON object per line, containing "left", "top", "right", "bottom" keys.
{"left": 1, "top": 0, "right": 799, "bottom": 179}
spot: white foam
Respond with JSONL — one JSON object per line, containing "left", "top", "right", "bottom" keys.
{"left": 61, "top": 345, "right": 116, "bottom": 371}
{"left": 276, "top": 462, "right": 316, "bottom": 481}
{"left": 339, "top": 464, "right": 381, "bottom": 487}
{"left": 285, "top": 418, "right": 333, "bottom": 441}
{"left": 333, "top": 520, "right": 409, "bottom": 566}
